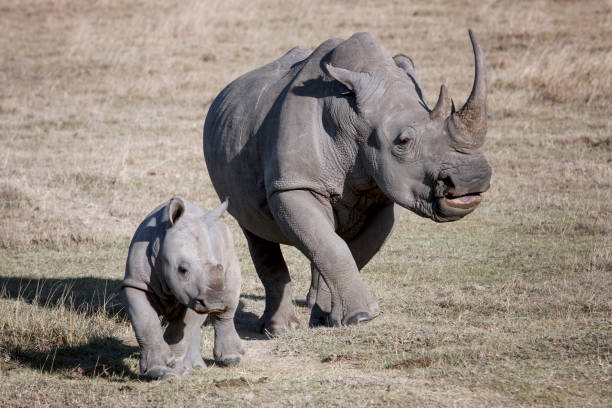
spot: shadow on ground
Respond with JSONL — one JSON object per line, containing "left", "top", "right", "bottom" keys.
{"left": 0, "top": 276, "right": 126, "bottom": 319}
{"left": 0, "top": 278, "right": 289, "bottom": 374}
{"left": 5, "top": 336, "right": 140, "bottom": 380}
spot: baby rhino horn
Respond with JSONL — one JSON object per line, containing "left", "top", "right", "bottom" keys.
{"left": 206, "top": 199, "right": 229, "bottom": 220}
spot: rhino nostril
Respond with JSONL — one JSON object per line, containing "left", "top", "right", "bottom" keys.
{"left": 441, "top": 176, "right": 455, "bottom": 189}
{"left": 437, "top": 175, "right": 455, "bottom": 197}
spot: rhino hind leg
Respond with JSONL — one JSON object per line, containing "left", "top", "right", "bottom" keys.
{"left": 242, "top": 227, "right": 300, "bottom": 336}
{"left": 308, "top": 265, "right": 333, "bottom": 327}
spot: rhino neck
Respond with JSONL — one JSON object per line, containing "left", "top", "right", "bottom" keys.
{"left": 320, "top": 95, "right": 392, "bottom": 238}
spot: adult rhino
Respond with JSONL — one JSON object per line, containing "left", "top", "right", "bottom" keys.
{"left": 204, "top": 30, "right": 492, "bottom": 335}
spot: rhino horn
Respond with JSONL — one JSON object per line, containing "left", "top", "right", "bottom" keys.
{"left": 206, "top": 198, "right": 229, "bottom": 220}
{"left": 429, "top": 84, "right": 452, "bottom": 120}
{"left": 448, "top": 29, "right": 487, "bottom": 149}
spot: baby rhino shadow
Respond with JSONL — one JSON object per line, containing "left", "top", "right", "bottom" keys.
{"left": 6, "top": 336, "right": 140, "bottom": 380}
{"left": 0, "top": 276, "right": 126, "bottom": 319}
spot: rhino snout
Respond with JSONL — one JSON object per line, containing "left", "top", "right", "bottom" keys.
{"left": 193, "top": 298, "right": 227, "bottom": 314}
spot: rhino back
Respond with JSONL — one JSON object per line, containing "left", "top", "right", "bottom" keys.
{"left": 204, "top": 46, "right": 312, "bottom": 240}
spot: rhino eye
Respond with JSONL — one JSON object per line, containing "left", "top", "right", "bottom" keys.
{"left": 394, "top": 128, "right": 416, "bottom": 146}
{"left": 392, "top": 128, "right": 420, "bottom": 161}
{"left": 177, "top": 264, "right": 188, "bottom": 275}
{"left": 395, "top": 133, "right": 411, "bottom": 145}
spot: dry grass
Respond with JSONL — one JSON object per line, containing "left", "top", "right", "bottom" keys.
{"left": 0, "top": 0, "right": 611, "bottom": 406}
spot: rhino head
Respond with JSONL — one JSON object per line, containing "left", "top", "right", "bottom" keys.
{"left": 159, "top": 197, "right": 230, "bottom": 313}
{"left": 325, "top": 30, "right": 492, "bottom": 222}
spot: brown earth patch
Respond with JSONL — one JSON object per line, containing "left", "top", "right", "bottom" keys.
{"left": 387, "top": 357, "right": 432, "bottom": 369}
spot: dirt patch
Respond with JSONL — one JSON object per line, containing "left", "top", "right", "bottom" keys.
{"left": 213, "top": 376, "right": 269, "bottom": 388}
{"left": 387, "top": 358, "right": 432, "bottom": 369}
{"left": 320, "top": 353, "right": 355, "bottom": 363}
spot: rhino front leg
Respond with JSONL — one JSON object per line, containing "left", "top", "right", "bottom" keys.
{"left": 164, "top": 307, "right": 207, "bottom": 371}
{"left": 308, "top": 203, "right": 399, "bottom": 326}
{"left": 270, "top": 190, "right": 379, "bottom": 326}
{"left": 121, "top": 287, "right": 183, "bottom": 379}
{"left": 242, "top": 227, "right": 300, "bottom": 336}
{"left": 211, "top": 311, "right": 245, "bottom": 366}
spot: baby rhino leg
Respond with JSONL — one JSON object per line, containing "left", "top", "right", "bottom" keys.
{"left": 164, "top": 308, "right": 207, "bottom": 373}
{"left": 122, "top": 287, "right": 182, "bottom": 379}
{"left": 181, "top": 308, "right": 207, "bottom": 370}
{"left": 211, "top": 312, "right": 245, "bottom": 366}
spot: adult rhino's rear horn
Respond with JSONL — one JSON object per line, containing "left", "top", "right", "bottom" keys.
{"left": 447, "top": 29, "right": 487, "bottom": 150}
{"left": 429, "top": 84, "right": 452, "bottom": 120}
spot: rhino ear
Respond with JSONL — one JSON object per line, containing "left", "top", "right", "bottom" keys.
{"left": 206, "top": 198, "right": 229, "bottom": 220}
{"left": 393, "top": 54, "right": 415, "bottom": 73}
{"left": 324, "top": 63, "right": 373, "bottom": 95}
{"left": 167, "top": 196, "right": 185, "bottom": 227}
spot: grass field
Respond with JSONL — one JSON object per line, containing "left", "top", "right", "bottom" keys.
{"left": 1, "top": 0, "right": 610, "bottom": 406}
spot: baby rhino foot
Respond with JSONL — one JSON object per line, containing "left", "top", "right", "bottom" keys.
{"left": 213, "top": 335, "right": 246, "bottom": 367}
{"left": 145, "top": 363, "right": 188, "bottom": 380}
{"left": 214, "top": 342, "right": 246, "bottom": 367}
{"left": 183, "top": 354, "right": 206, "bottom": 370}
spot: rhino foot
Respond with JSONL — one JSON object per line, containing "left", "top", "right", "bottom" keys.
{"left": 217, "top": 355, "right": 242, "bottom": 367}
{"left": 145, "top": 364, "right": 188, "bottom": 380}
{"left": 214, "top": 344, "right": 245, "bottom": 367}
{"left": 344, "top": 301, "right": 380, "bottom": 325}
{"left": 212, "top": 316, "right": 246, "bottom": 366}
{"left": 310, "top": 301, "right": 380, "bottom": 327}
{"left": 308, "top": 303, "right": 335, "bottom": 328}
{"left": 183, "top": 353, "right": 206, "bottom": 370}
{"left": 344, "top": 311, "right": 374, "bottom": 325}
{"left": 258, "top": 313, "right": 300, "bottom": 337}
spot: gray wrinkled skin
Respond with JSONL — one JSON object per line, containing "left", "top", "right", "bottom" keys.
{"left": 204, "top": 31, "right": 492, "bottom": 333}
{"left": 121, "top": 197, "right": 244, "bottom": 379}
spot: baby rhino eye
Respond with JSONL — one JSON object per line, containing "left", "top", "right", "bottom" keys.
{"left": 177, "top": 264, "right": 188, "bottom": 275}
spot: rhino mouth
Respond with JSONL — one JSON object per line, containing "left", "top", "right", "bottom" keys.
{"left": 193, "top": 300, "right": 227, "bottom": 315}
{"left": 442, "top": 193, "right": 481, "bottom": 210}
{"left": 433, "top": 192, "right": 482, "bottom": 222}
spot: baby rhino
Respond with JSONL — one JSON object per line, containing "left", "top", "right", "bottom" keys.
{"left": 121, "top": 196, "right": 244, "bottom": 379}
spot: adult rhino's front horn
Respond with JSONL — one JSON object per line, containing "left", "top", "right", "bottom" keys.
{"left": 430, "top": 29, "right": 487, "bottom": 151}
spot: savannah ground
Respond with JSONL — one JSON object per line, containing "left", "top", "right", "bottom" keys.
{"left": 0, "top": 0, "right": 610, "bottom": 406}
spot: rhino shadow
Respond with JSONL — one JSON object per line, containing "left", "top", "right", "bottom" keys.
{"left": 232, "top": 296, "right": 311, "bottom": 340}
{"left": 6, "top": 336, "right": 140, "bottom": 381}
{"left": 231, "top": 298, "right": 269, "bottom": 340}
{"left": 291, "top": 75, "right": 343, "bottom": 99}
{"left": 0, "top": 276, "right": 126, "bottom": 320}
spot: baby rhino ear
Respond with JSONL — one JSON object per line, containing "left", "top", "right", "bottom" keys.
{"left": 166, "top": 196, "right": 185, "bottom": 227}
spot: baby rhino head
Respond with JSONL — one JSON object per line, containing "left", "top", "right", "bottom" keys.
{"left": 159, "top": 196, "right": 230, "bottom": 314}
